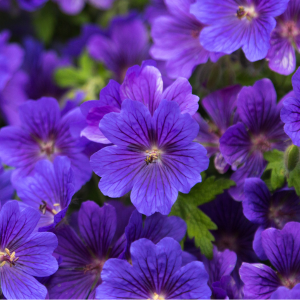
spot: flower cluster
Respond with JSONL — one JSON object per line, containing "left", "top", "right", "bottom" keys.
{"left": 0, "top": 0, "right": 300, "bottom": 299}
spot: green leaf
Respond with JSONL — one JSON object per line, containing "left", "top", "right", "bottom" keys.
{"left": 79, "top": 52, "right": 94, "bottom": 76}
{"left": 170, "top": 196, "right": 217, "bottom": 259}
{"left": 32, "top": 4, "right": 56, "bottom": 44}
{"left": 287, "top": 161, "right": 300, "bottom": 195}
{"left": 184, "top": 176, "right": 235, "bottom": 206}
{"left": 54, "top": 67, "right": 87, "bottom": 88}
{"left": 264, "top": 149, "right": 285, "bottom": 191}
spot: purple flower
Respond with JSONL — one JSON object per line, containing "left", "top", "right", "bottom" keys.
{"left": 0, "top": 201, "right": 58, "bottom": 299}
{"left": 0, "top": 97, "right": 92, "bottom": 191}
{"left": 194, "top": 85, "right": 241, "bottom": 174}
{"left": 120, "top": 209, "right": 187, "bottom": 260}
{"left": 18, "top": 0, "right": 47, "bottom": 11}
{"left": 240, "top": 222, "right": 300, "bottom": 298}
{"left": 81, "top": 61, "right": 199, "bottom": 144}
{"left": 0, "top": 31, "right": 27, "bottom": 125}
{"left": 13, "top": 156, "right": 75, "bottom": 232}
{"left": 150, "top": 0, "right": 222, "bottom": 79}
{"left": 267, "top": 0, "right": 300, "bottom": 75}
{"left": 244, "top": 178, "right": 300, "bottom": 260}
{"left": 91, "top": 98, "right": 208, "bottom": 216}
{"left": 220, "top": 79, "right": 288, "bottom": 201}
{"left": 200, "top": 191, "right": 258, "bottom": 265}
{"left": 54, "top": 0, "right": 115, "bottom": 15}
{"left": 191, "top": 0, "right": 290, "bottom": 62}
{"left": 0, "top": 159, "right": 14, "bottom": 206}
{"left": 47, "top": 201, "right": 130, "bottom": 299}
{"left": 22, "top": 38, "right": 67, "bottom": 101}
{"left": 96, "top": 237, "right": 211, "bottom": 299}
{"left": 64, "top": 25, "right": 103, "bottom": 57}
{"left": 281, "top": 68, "right": 300, "bottom": 146}
{"left": 201, "top": 246, "right": 242, "bottom": 299}
{"left": 88, "top": 13, "right": 149, "bottom": 82}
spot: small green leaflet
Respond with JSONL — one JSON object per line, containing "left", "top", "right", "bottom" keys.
{"left": 170, "top": 175, "right": 235, "bottom": 258}
{"left": 264, "top": 150, "right": 285, "bottom": 191}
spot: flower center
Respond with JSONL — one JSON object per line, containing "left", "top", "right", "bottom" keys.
{"left": 83, "top": 260, "right": 105, "bottom": 275}
{"left": 280, "top": 21, "right": 299, "bottom": 39}
{"left": 280, "top": 275, "right": 300, "bottom": 289}
{"left": 252, "top": 135, "right": 271, "bottom": 152}
{"left": 0, "top": 248, "right": 19, "bottom": 267}
{"left": 216, "top": 235, "right": 238, "bottom": 252}
{"left": 39, "top": 201, "right": 60, "bottom": 215}
{"left": 149, "top": 293, "right": 165, "bottom": 300}
{"left": 40, "top": 140, "right": 56, "bottom": 158}
{"left": 236, "top": 6, "right": 257, "bottom": 20}
{"left": 145, "top": 148, "right": 161, "bottom": 165}
{"left": 191, "top": 29, "right": 201, "bottom": 39}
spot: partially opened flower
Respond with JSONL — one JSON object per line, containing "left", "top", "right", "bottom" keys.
{"left": 81, "top": 61, "right": 199, "bottom": 144}
{"left": 0, "top": 201, "right": 58, "bottom": 299}
{"left": 120, "top": 209, "right": 187, "bottom": 260}
{"left": 150, "top": 0, "right": 222, "bottom": 79}
{"left": 191, "top": 0, "right": 290, "bottom": 62}
{"left": 267, "top": 0, "right": 300, "bottom": 75}
{"left": 47, "top": 201, "right": 130, "bottom": 299}
{"left": 91, "top": 99, "right": 208, "bottom": 216}
{"left": 0, "top": 97, "right": 92, "bottom": 190}
{"left": 243, "top": 178, "right": 300, "bottom": 260}
{"left": 18, "top": 0, "right": 47, "bottom": 11}
{"left": 195, "top": 85, "right": 241, "bottom": 173}
{"left": 88, "top": 13, "right": 149, "bottom": 82}
{"left": 220, "top": 79, "right": 288, "bottom": 200}
{"left": 96, "top": 237, "right": 211, "bottom": 299}
{"left": 240, "top": 222, "right": 300, "bottom": 298}
{"left": 201, "top": 246, "right": 242, "bottom": 299}
{"left": 281, "top": 68, "right": 300, "bottom": 146}
{"left": 13, "top": 156, "right": 75, "bottom": 232}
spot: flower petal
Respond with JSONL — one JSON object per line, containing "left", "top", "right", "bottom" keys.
{"left": 78, "top": 201, "right": 116, "bottom": 258}
{"left": 239, "top": 263, "right": 281, "bottom": 299}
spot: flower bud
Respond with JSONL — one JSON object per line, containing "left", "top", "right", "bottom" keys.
{"left": 284, "top": 145, "right": 300, "bottom": 172}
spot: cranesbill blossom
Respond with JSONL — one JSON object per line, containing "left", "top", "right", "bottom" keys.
{"left": 0, "top": 159, "right": 14, "bottom": 206}
{"left": 281, "top": 67, "right": 300, "bottom": 146}
{"left": 96, "top": 237, "right": 211, "bottom": 299}
{"left": 54, "top": 0, "right": 115, "bottom": 15}
{"left": 0, "top": 30, "right": 27, "bottom": 125}
{"left": 267, "top": 0, "right": 300, "bottom": 75}
{"left": 120, "top": 209, "right": 187, "bottom": 260}
{"left": 220, "top": 79, "right": 288, "bottom": 201}
{"left": 244, "top": 178, "right": 300, "bottom": 260}
{"left": 88, "top": 13, "right": 149, "bottom": 82}
{"left": 240, "top": 222, "right": 300, "bottom": 298}
{"left": 0, "top": 201, "right": 58, "bottom": 299}
{"left": 22, "top": 38, "right": 67, "bottom": 100}
{"left": 200, "top": 191, "right": 258, "bottom": 265}
{"left": 202, "top": 246, "right": 242, "bottom": 299}
{"left": 81, "top": 61, "right": 199, "bottom": 144}
{"left": 191, "top": 0, "right": 290, "bottom": 62}
{"left": 0, "top": 97, "right": 92, "bottom": 190}
{"left": 194, "top": 85, "right": 241, "bottom": 173}
{"left": 150, "top": 0, "right": 222, "bottom": 79}
{"left": 13, "top": 156, "right": 75, "bottom": 232}
{"left": 47, "top": 201, "right": 130, "bottom": 299}
{"left": 91, "top": 98, "right": 208, "bottom": 216}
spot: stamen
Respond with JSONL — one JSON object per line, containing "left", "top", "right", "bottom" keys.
{"left": 51, "top": 209, "right": 58, "bottom": 215}
{"left": 236, "top": 5, "right": 257, "bottom": 20}
{"left": 53, "top": 203, "right": 60, "bottom": 207}
{"left": 0, "top": 248, "right": 19, "bottom": 267}
{"left": 145, "top": 148, "right": 161, "bottom": 165}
